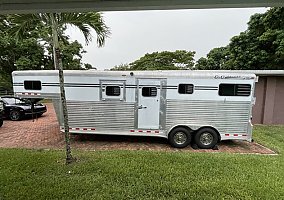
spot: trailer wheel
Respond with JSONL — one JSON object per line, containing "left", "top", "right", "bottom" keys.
{"left": 194, "top": 128, "right": 218, "bottom": 149}
{"left": 168, "top": 127, "right": 191, "bottom": 148}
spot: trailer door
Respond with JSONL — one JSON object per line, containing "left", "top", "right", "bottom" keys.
{"left": 137, "top": 79, "right": 163, "bottom": 129}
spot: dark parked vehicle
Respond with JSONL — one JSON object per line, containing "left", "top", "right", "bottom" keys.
{"left": 1, "top": 96, "right": 47, "bottom": 121}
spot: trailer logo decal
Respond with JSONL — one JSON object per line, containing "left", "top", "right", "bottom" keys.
{"left": 214, "top": 75, "right": 254, "bottom": 80}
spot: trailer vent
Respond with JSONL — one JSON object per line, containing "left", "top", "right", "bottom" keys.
{"left": 178, "top": 84, "right": 194, "bottom": 94}
{"left": 106, "top": 86, "right": 121, "bottom": 96}
{"left": 142, "top": 87, "right": 157, "bottom": 97}
{"left": 219, "top": 84, "right": 251, "bottom": 96}
{"left": 24, "top": 81, "right": 42, "bottom": 90}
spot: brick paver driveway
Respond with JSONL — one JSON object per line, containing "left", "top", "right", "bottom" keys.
{"left": 0, "top": 103, "right": 275, "bottom": 154}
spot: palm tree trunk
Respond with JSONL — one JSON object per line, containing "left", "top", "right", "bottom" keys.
{"left": 51, "top": 14, "right": 73, "bottom": 164}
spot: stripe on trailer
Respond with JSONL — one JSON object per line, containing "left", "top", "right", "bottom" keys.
{"left": 68, "top": 127, "right": 96, "bottom": 131}
{"left": 125, "top": 86, "right": 138, "bottom": 89}
{"left": 195, "top": 86, "right": 218, "bottom": 91}
{"left": 16, "top": 92, "right": 41, "bottom": 96}
{"left": 130, "top": 130, "right": 160, "bottom": 134}
{"left": 195, "top": 86, "right": 218, "bottom": 89}
{"left": 194, "top": 88, "right": 218, "bottom": 91}
{"left": 224, "top": 134, "right": 248, "bottom": 137}
{"left": 13, "top": 83, "right": 24, "bottom": 86}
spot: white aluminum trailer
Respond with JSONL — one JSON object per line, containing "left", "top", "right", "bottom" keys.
{"left": 12, "top": 70, "right": 256, "bottom": 149}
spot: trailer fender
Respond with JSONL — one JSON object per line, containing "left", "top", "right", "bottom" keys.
{"left": 167, "top": 125, "right": 192, "bottom": 135}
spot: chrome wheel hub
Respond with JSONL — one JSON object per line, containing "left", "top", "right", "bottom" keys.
{"left": 200, "top": 132, "right": 213, "bottom": 145}
{"left": 173, "top": 132, "right": 187, "bottom": 145}
{"left": 10, "top": 111, "right": 19, "bottom": 120}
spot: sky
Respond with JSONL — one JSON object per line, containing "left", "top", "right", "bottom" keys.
{"left": 65, "top": 8, "right": 268, "bottom": 70}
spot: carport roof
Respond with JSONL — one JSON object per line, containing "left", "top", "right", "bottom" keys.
{"left": 0, "top": 0, "right": 283, "bottom": 14}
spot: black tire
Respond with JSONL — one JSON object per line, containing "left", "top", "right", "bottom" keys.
{"left": 0, "top": 119, "right": 3, "bottom": 127}
{"left": 168, "top": 127, "right": 191, "bottom": 148}
{"left": 9, "top": 110, "right": 21, "bottom": 121}
{"left": 194, "top": 127, "right": 219, "bottom": 149}
{"left": 36, "top": 113, "right": 43, "bottom": 117}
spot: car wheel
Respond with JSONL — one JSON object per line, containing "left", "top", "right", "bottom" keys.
{"left": 168, "top": 127, "right": 191, "bottom": 148}
{"left": 194, "top": 128, "right": 219, "bottom": 149}
{"left": 9, "top": 110, "right": 21, "bottom": 121}
{"left": 0, "top": 119, "right": 3, "bottom": 127}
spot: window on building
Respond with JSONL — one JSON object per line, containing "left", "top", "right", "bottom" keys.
{"left": 106, "top": 86, "right": 121, "bottom": 96}
{"left": 178, "top": 84, "right": 194, "bottom": 94}
{"left": 24, "top": 81, "right": 42, "bottom": 90}
{"left": 219, "top": 84, "right": 251, "bottom": 96}
{"left": 142, "top": 87, "right": 157, "bottom": 97}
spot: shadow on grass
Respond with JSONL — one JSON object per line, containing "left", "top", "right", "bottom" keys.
{"left": 68, "top": 133, "right": 276, "bottom": 154}
{"left": 72, "top": 134, "right": 168, "bottom": 145}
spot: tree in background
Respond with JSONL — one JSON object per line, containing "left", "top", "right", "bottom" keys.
{"left": 110, "top": 63, "right": 130, "bottom": 71}
{"left": 196, "top": 7, "right": 284, "bottom": 70}
{"left": 0, "top": 15, "right": 96, "bottom": 90}
{"left": 44, "top": 40, "right": 88, "bottom": 70}
{"left": 195, "top": 47, "right": 229, "bottom": 70}
{"left": 0, "top": 36, "right": 46, "bottom": 89}
{"left": 9, "top": 12, "right": 110, "bottom": 164}
{"left": 110, "top": 50, "right": 195, "bottom": 71}
{"left": 0, "top": 15, "right": 46, "bottom": 90}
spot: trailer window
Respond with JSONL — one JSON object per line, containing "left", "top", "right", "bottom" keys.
{"left": 178, "top": 84, "right": 194, "bottom": 94}
{"left": 142, "top": 87, "right": 157, "bottom": 97}
{"left": 219, "top": 84, "right": 251, "bottom": 96}
{"left": 106, "top": 86, "right": 121, "bottom": 96}
{"left": 24, "top": 81, "right": 41, "bottom": 90}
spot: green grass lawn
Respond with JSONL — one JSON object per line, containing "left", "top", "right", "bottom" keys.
{"left": 0, "top": 125, "right": 284, "bottom": 200}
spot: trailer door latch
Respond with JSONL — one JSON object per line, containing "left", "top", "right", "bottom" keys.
{"left": 138, "top": 105, "right": 147, "bottom": 109}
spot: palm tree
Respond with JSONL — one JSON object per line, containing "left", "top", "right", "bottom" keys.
{"left": 10, "top": 13, "right": 110, "bottom": 164}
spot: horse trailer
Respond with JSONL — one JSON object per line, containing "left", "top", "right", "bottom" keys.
{"left": 12, "top": 70, "right": 256, "bottom": 149}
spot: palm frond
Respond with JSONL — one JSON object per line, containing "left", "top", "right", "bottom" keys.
{"left": 9, "top": 14, "right": 43, "bottom": 42}
{"left": 58, "top": 12, "right": 110, "bottom": 47}
{"left": 8, "top": 12, "right": 110, "bottom": 47}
